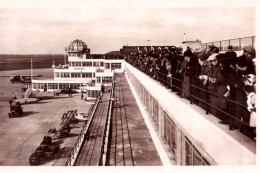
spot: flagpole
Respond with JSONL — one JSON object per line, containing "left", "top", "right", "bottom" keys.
{"left": 31, "top": 58, "right": 33, "bottom": 83}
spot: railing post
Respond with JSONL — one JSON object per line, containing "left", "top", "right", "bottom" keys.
{"left": 239, "top": 38, "right": 241, "bottom": 50}
{"left": 189, "top": 76, "right": 192, "bottom": 105}
{"left": 206, "top": 87, "right": 209, "bottom": 115}
{"left": 252, "top": 36, "right": 254, "bottom": 48}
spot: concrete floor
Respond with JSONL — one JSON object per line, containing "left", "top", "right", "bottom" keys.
{"left": 0, "top": 93, "right": 93, "bottom": 166}
{"left": 0, "top": 69, "right": 93, "bottom": 165}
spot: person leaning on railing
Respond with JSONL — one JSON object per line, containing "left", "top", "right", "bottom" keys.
{"left": 228, "top": 46, "right": 256, "bottom": 138}
{"left": 169, "top": 47, "right": 179, "bottom": 92}
{"left": 179, "top": 48, "right": 192, "bottom": 98}
{"left": 184, "top": 50, "right": 201, "bottom": 104}
{"left": 204, "top": 52, "right": 229, "bottom": 123}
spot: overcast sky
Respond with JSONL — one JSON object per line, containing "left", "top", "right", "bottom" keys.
{"left": 0, "top": 0, "right": 256, "bottom": 54}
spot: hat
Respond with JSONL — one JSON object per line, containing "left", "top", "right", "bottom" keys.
{"left": 209, "top": 45, "right": 219, "bottom": 53}
{"left": 184, "top": 49, "right": 193, "bottom": 57}
{"left": 243, "top": 46, "right": 255, "bottom": 57}
{"left": 228, "top": 45, "right": 233, "bottom": 49}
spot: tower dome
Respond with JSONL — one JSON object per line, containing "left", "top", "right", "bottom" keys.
{"left": 67, "top": 39, "right": 88, "bottom": 53}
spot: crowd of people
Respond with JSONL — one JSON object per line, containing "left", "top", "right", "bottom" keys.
{"left": 125, "top": 45, "right": 256, "bottom": 140}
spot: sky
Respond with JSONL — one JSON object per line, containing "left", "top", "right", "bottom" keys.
{"left": 0, "top": 0, "right": 256, "bottom": 54}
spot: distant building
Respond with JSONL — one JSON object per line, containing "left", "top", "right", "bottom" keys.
{"left": 32, "top": 39, "right": 124, "bottom": 100}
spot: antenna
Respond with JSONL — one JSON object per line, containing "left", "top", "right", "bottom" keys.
{"left": 183, "top": 33, "right": 186, "bottom": 42}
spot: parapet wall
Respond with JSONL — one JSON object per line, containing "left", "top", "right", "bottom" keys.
{"left": 124, "top": 62, "right": 255, "bottom": 165}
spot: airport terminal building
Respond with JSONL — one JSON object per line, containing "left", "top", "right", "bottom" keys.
{"left": 32, "top": 39, "right": 124, "bottom": 99}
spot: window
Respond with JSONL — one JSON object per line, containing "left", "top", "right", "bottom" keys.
{"left": 70, "top": 83, "right": 80, "bottom": 89}
{"left": 88, "top": 90, "right": 99, "bottom": 98}
{"left": 48, "top": 83, "right": 58, "bottom": 89}
{"left": 72, "top": 62, "right": 81, "bottom": 66}
{"left": 185, "top": 137, "right": 210, "bottom": 165}
{"left": 153, "top": 100, "right": 159, "bottom": 126}
{"left": 100, "top": 62, "right": 104, "bottom": 66}
{"left": 83, "top": 62, "right": 92, "bottom": 66}
{"left": 97, "top": 77, "right": 101, "bottom": 83}
{"left": 37, "top": 83, "right": 45, "bottom": 89}
{"left": 93, "top": 62, "right": 99, "bottom": 67}
{"left": 105, "top": 63, "right": 110, "bottom": 69}
{"left": 71, "top": 73, "right": 81, "bottom": 78}
{"left": 61, "top": 73, "right": 70, "bottom": 78}
{"left": 59, "top": 83, "right": 69, "bottom": 89}
{"left": 163, "top": 112, "right": 177, "bottom": 160}
{"left": 55, "top": 73, "right": 60, "bottom": 77}
{"left": 111, "top": 63, "right": 121, "bottom": 69}
{"left": 102, "top": 77, "right": 112, "bottom": 83}
{"left": 82, "top": 73, "right": 92, "bottom": 78}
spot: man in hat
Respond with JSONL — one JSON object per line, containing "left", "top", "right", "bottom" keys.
{"left": 225, "top": 45, "right": 237, "bottom": 66}
{"left": 243, "top": 46, "right": 256, "bottom": 59}
{"left": 206, "top": 53, "right": 229, "bottom": 123}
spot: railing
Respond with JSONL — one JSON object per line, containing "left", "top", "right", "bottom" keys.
{"left": 201, "top": 36, "right": 255, "bottom": 52}
{"left": 125, "top": 62, "right": 256, "bottom": 165}
{"left": 65, "top": 97, "right": 100, "bottom": 166}
{"left": 156, "top": 70, "right": 253, "bottom": 131}
{"left": 128, "top": 61, "right": 255, "bottom": 138}
{"left": 98, "top": 76, "right": 115, "bottom": 165}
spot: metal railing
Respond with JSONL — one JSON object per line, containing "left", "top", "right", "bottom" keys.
{"left": 65, "top": 97, "right": 100, "bottom": 166}
{"left": 201, "top": 36, "right": 255, "bottom": 52}
{"left": 128, "top": 62, "right": 255, "bottom": 134}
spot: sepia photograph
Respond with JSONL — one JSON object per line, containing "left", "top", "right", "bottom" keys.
{"left": 0, "top": 0, "right": 258, "bottom": 172}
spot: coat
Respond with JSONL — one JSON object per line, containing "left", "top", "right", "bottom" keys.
{"left": 207, "top": 64, "right": 228, "bottom": 110}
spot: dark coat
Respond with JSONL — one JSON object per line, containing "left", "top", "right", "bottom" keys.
{"left": 207, "top": 64, "right": 228, "bottom": 110}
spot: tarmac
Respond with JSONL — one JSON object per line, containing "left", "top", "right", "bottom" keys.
{"left": 0, "top": 91, "right": 93, "bottom": 166}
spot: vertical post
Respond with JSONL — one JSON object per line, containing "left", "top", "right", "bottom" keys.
{"left": 31, "top": 58, "right": 33, "bottom": 88}
{"left": 252, "top": 36, "right": 254, "bottom": 48}
{"left": 176, "top": 128, "right": 182, "bottom": 165}
{"left": 64, "top": 47, "right": 67, "bottom": 65}
{"left": 239, "top": 38, "right": 241, "bottom": 50}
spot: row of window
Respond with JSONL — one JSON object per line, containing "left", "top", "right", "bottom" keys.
{"left": 68, "top": 62, "right": 122, "bottom": 69}
{"left": 70, "top": 61, "right": 105, "bottom": 67}
{"left": 126, "top": 68, "right": 211, "bottom": 166}
{"left": 55, "top": 72, "right": 95, "bottom": 78}
{"left": 33, "top": 83, "right": 82, "bottom": 90}
{"left": 96, "top": 77, "right": 113, "bottom": 83}
{"left": 88, "top": 90, "right": 99, "bottom": 98}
